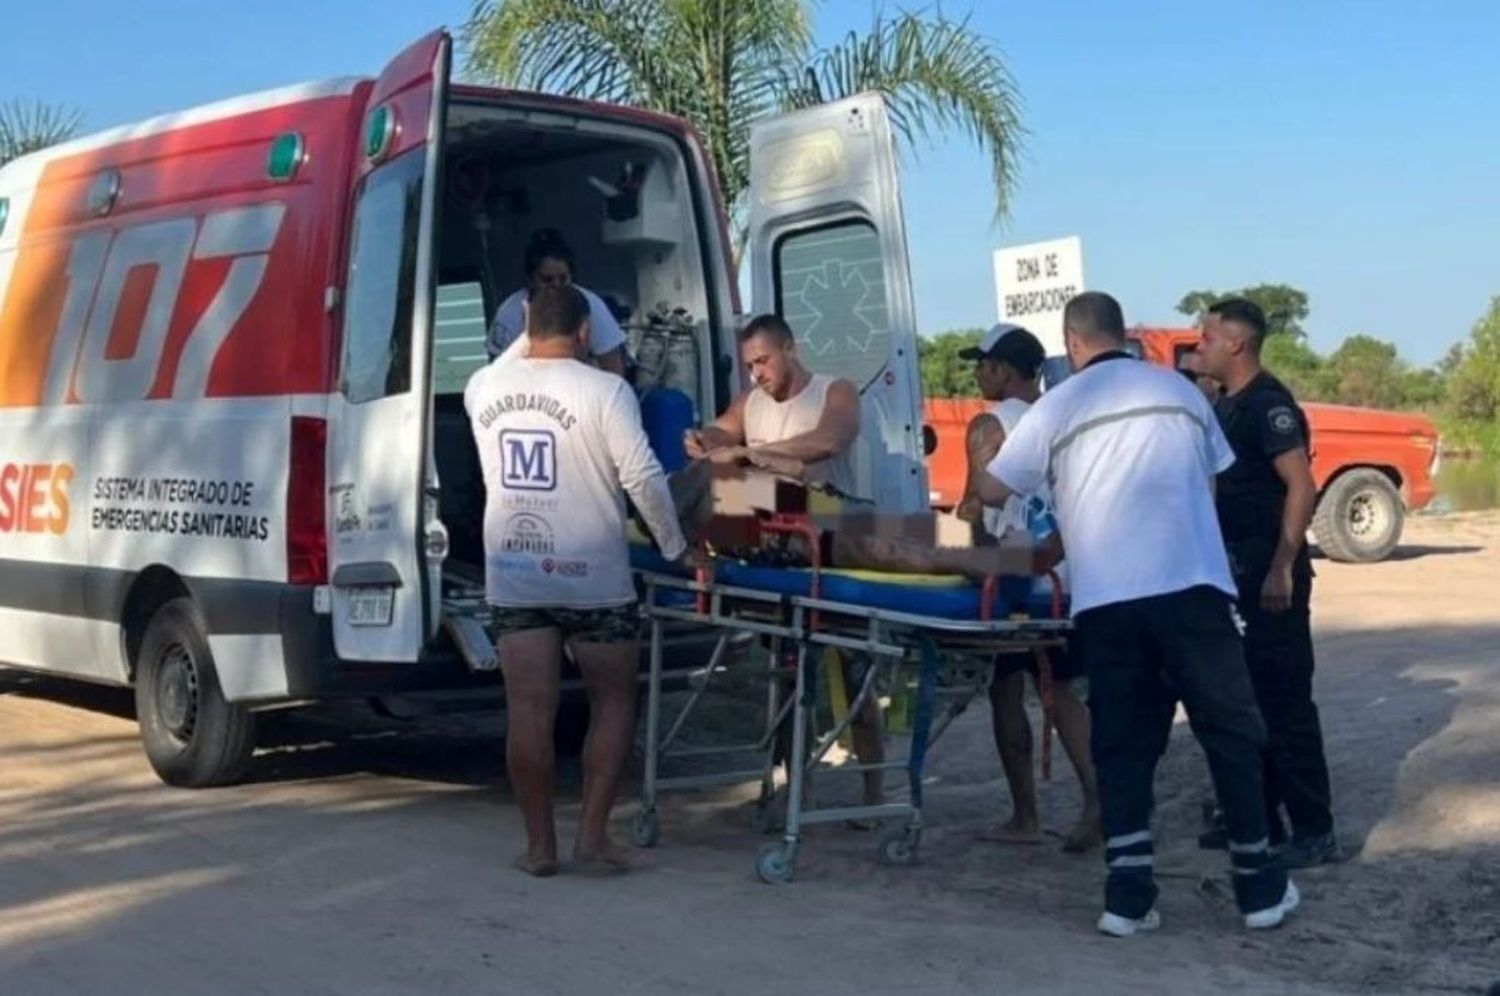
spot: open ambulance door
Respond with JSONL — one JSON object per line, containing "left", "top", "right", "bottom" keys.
{"left": 745, "top": 93, "right": 927, "bottom": 512}
{"left": 327, "top": 31, "right": 450, "bottom": 662}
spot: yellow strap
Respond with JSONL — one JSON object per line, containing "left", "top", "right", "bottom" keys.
{"left": 822, "top": 648, "right": 854, "bottom": 751}
{"left": 820, "top": 567, "right": 968, "bottom": 587}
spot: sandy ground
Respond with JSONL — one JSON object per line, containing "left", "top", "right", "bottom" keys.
{"left": 2, "top": 514, "right": 1498, "bottom": 995}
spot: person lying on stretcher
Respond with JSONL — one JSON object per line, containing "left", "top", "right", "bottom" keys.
{"left": 657, "top": 454, "right": 1064, "bottom": 583}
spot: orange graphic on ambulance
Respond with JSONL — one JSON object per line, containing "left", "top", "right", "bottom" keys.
{"left": 0, "top": 462, "right": 74, "bottom": 535}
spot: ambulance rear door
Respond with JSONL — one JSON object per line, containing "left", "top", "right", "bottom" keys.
{"left": 745, "top": 93, "right": 927, "bottom": 511}
{"left": 327, "top": 31, "right": 450, "bottom": 662}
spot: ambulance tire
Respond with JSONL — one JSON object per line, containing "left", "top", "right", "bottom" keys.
{"left": 135, "top": 598, "right": 257, "bottom": 788}
{"left": 1312, "top": 469, "right": 1404, "bottom": 563}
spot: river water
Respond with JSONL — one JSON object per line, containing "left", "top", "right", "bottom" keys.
{"left": 1430, "top": 457, "right": 1500, "bottom": 513}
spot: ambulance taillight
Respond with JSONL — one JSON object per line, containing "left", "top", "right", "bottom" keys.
{"left": 288, "top": 416, "right": 328, "bottom": 585}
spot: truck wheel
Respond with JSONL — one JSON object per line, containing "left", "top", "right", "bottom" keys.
{"left": 135, "top": 597, "right": 256, "bottom": 787}
{"left": 1312, "top": 469, "right": 1404, "bottom": 563}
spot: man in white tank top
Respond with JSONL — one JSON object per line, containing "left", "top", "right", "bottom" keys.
{"left": 957, "top": 324, "right": 1101, "bottom": 854}
{"left": 683, "top": 314, "right": 863, "bottom": 500}
{"left": 681, "top": 314, "right": 883, "bottom": 813}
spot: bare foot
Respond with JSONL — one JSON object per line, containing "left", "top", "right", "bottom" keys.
{"left": 977, "top": 816, "right": 1044, "bottom": 845}
{"left": 573, "top": 840, "right": 633, "bottom": 876}
{"left": 513, "top": 852, "right": 559, "bottom": 878}
{"left": 1061, "top": 814, "right": 1103, "bottom": 854}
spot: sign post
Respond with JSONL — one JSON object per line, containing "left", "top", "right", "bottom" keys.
{"left": 992, "top": 236, "right": 1084, "bottom": 357}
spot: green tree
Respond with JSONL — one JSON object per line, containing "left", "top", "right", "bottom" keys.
{"left": 918, "top": 329, "right": 981, "bottom": 398}
{"left": 1320, "top": 334, "right": 1407, "bottom": 408}
{"left": 1438, "top": 340, "right": 1467, "bottom": 378}
{"left": 1444, "top": 296, "right": 1500, "bottom": 424}
{"left": 0, "top": 100, "right": 82, "bottom": 166}
{"left": 464, "top": 0, "right": 1022, "bottom": 231}
{"left": 1261, "top": 333, "right": 1327, "bottom": 400}
{"left": 1397, "top": 367, "right": 1446, "bottom": 410}
{"left": 1176, "top": 283, "right": 1311, "bottom": 341}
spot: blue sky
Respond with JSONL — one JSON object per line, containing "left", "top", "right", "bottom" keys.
{"left": 6, "top": 0, "right": 1494, "bottom": 364}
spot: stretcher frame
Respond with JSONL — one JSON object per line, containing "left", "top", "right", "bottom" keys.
{"left": 630, "top": 558, "right": 1071, "bottom": 885}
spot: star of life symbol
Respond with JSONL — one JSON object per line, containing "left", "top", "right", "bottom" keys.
{"left": 788, "top": 260, "right": 887, "bottom": 359}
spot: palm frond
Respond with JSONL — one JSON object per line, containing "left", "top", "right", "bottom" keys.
{"left": 664, "top": 0, "right": 812, "bottom": 213}
{"left": 785, "top": 8, "right": 1024, "bottom": 219}
{"left": 464, "top": 0, "right": 684, "bottom": 109}
{"left": 0, "top": 100, "right": 83, "bottom": 167}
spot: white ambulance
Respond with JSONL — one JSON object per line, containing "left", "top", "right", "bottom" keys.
{"left": 0, "top": 30, "right": 928, "bottom": 786}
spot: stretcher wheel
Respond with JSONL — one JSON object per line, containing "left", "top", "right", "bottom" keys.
{"left": 633, "top": 808, "right": 660, "bottom": 849}
{"left": 756, "top": 843, "right": 796, "bottom": 884}
{"left": 877, "top": 827, "right": 920, "bottom": 867}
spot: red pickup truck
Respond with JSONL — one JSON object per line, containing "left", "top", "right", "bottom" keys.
{"left": 924, "top": 327, "right": 1441, "bottom": 563}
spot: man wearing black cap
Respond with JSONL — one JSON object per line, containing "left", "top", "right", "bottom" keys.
{"left": 957, "top": 324, "right": 1100, "bottom": 853}
{"left": 1196, "top": 298, "right": 1338, "bottom": 869}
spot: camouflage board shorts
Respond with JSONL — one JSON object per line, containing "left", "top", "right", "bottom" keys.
{"left": 491, "top": 603, "right": 641, "bottom": 642}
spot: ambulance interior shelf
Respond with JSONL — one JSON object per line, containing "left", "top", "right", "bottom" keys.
{"left": 599, "top": 157, "right": 682, "bottom": 251}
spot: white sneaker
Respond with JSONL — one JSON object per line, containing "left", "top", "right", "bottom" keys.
{"left": 1097, "top": 908, "right": 1161, "bottom": 937}
{"left": 1244, "top": 879, "right": 1300, "bottom": 930}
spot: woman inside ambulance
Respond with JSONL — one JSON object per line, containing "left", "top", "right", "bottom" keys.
{"left": 485, "top": 228, "right": 629, "bottom": 375}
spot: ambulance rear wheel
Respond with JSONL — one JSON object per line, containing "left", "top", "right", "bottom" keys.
{"left": 135, "top": 598, "right": 256, "bottom": 788}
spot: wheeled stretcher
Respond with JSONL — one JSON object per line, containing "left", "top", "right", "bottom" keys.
{"left": 627, "top": 524, "right": 1072, "bottom": 884}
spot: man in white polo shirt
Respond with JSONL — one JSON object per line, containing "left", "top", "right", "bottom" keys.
{"left": 467, "top": 285, "right": 686, "bottom": 878}
{"left": 974, "top": 292, "right": 1297, "bottom": 937}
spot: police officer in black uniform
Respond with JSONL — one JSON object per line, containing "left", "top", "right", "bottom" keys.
{"left": 1197, "top": 298, "right": 1339, "bottom": 869}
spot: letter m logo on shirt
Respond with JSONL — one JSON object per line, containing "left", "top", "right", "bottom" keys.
{"left": 499, "top": 430, "right": 557, "bottom": 491}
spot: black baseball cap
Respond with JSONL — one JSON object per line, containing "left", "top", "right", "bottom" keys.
{"left": 959, "top": 322, "right": 1046, "bottom": 378}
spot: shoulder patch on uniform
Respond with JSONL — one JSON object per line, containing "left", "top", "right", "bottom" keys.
{"left": 1267, "top": 405, "right": 1298, "bottom": 434}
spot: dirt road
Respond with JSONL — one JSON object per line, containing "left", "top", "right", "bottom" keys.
{"left": 3, "top": 514, "right": 1497, "bottom": 995}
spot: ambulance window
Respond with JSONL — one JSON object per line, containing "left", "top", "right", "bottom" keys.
{"left": 773, "top": 220, "right": 891, "bottom": 391}
{"left": 341, "top": 148, "right": 424, "bottom": 403}
{"left": 432, "top": 281, "right": 488, "bottom": 394}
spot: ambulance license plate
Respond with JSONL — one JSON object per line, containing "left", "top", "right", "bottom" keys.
{"left": 348, "top": 587, "right": 394, "bottom": 627}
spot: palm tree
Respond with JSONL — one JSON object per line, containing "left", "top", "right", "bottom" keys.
{"left": 463, "top": 0, "right": 1021, "bottom": 231}
{"left": 0, "top": 100, "right": 83, "bottom": 167}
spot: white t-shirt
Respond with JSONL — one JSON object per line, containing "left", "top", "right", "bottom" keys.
{"left": 987, "top": 355, "right": 1236, "bottom": 616}
{"left": 465, "top": 356, "right": 686, "bottom": 608}
{"left": 486, "top": 286, "right": 627, "bottom": 360}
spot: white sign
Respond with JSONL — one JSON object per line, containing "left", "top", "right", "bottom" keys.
{"left": 993, "top": 236, "right": 1084, "bottom": 357}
